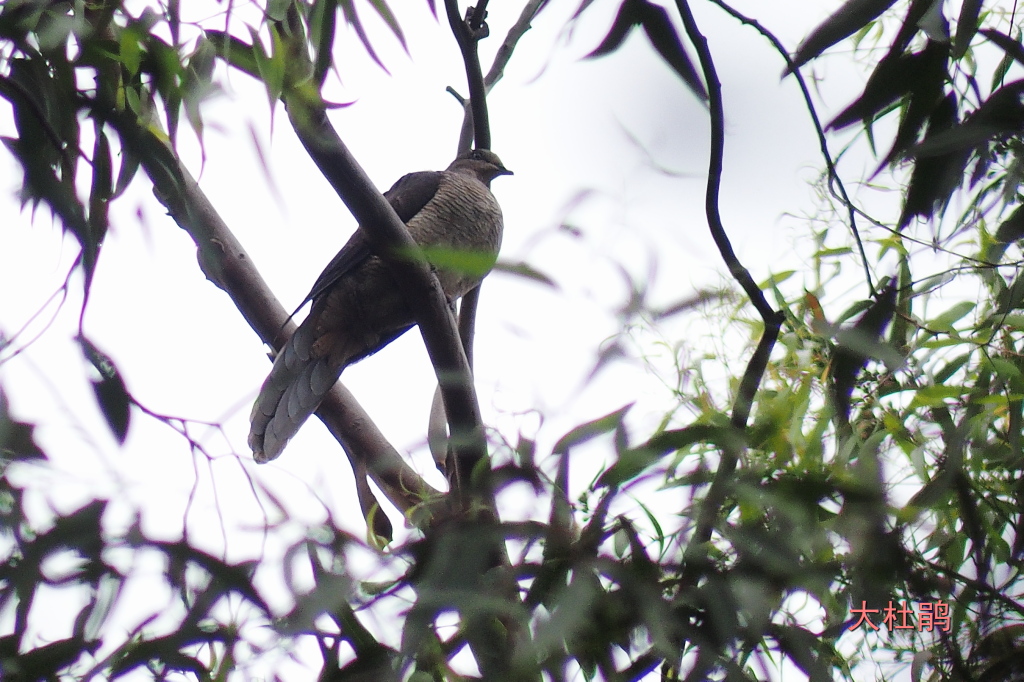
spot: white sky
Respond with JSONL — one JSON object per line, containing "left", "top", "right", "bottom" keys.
{"left": 0, "top": 0, "right": 967, "bottom": 679}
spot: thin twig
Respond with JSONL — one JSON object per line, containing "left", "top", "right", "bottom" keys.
{"left": 707, "top": 0, "right": 875, "bottom": 292}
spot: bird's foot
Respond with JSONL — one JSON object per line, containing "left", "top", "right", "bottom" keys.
{"left": 464, "top": 7, "right": 489, "bottom": 40}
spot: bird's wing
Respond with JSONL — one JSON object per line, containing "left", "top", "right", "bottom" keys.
{"left": 301, "top": 170, "right": 445, "bottom": 304}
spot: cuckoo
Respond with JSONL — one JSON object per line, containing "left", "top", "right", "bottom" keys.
{"left": 249, "top": 149, "right": 512, "bottom": 462}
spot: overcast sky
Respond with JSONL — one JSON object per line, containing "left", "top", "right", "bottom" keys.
{"left": 0, "top": 0, "right": 936, "bottom": 678}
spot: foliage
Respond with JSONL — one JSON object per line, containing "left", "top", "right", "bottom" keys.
{"left": 1, "top": 0, "right": 1024, "bottom": 680}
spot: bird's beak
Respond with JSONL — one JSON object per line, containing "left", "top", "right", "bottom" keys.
{"left": 498, "top": 166, "right": 514, "bottom": 176}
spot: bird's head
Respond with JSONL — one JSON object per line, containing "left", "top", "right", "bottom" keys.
{"left": 448, "top": 149, "right": 513, "bottom": 185}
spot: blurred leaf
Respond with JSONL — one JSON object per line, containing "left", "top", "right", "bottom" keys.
{"left": 911, "top": 80, "right": 1024, "bottom": 159}
{"left": 953, "top": 0, "right": 981, "bottom": 60}
{"left": 205, "top": 29, "right": 262, "bottom": 80}
{"left": 831, "top": 280, "right": 899, "bottom": 423}
{"left": 878, "top": 41, "right": 948, "bottom": 167}
{"left": 789, "top": 0, "right": 898, "bottom": 72}
{"left": 493, "top": 260, "right": 557, "bottom": 287}
{"left": 368, "top": 0, "right": 407, "bottom": 53}
{"left": 899, "top": 91, "right": 962, "bottom": 228}
{"left": 828, "top": 43, "right": 944, "bottom": 132}
{"left": 553, "top": 404, "right": 633, "bottom": 455}
{"left": 406, "top": 245, "right": 498, "bottom": 278}
{"left": 0, "top": 390, "right": 45, "bottom": 462}
{"left": 984, "top": 204, "right": 1024, "bottom": 262}
{"left": 340, "top": 0, "right": 390, "bottom": 73}
{"left": 888, "top": 257, "right": 912, "bottom": 352}
{"left": 310, "top": 0, "right": 339, "bottom": 86}
{"left": 112, "top": 143, "right": 141, "bottom": 199}
{"left": 586, "top": 0, "right": 706, "bottom": 100}
{"left": 929, "top": 301, "right": 974, "bottom": 331}
{"left": 89, "top": 126, "right": 112, "bottom": 247}
{"left": 78, "top": 336, "right": 131, "bottom": 444}
{"left": 599, "top": 424, "right": 741, "bottom": 487}
{"left": 909, "top": 384, "right": 969, "bottom": 408}
{"left": 249, "top": 25, "right": 286, "bottom": 108}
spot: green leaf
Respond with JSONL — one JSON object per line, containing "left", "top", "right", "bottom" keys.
{"left": 310, "top": 0, "right": 339, "bottom": 87}
{"left": 340, "top": 0, "right": 389, "bottom": 73}
{"left": 929, "top": 301, "right": 975, "bottom": 332}
{"left": 909, "top": 385, "right": 969, "bottom": 408}
{"left": 399, "top": 245, "right": 498, "bottom": 278}
{"left": 598, "top": 424, "right": 743, "bottom": 487}
{"left": 368, "top": 0, "right": 407, "bottom": 53}
{"left": 119, "top": 29, "right": 142, "bottom": 75}
{"left": 205, "top": 29, "right": 262, "bottom": 80}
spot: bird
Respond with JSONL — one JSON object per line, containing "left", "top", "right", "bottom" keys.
{"left": 249, "top": 149, "right": 512, "bottom": 463}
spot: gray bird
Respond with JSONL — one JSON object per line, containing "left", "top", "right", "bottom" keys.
{"left": 249, "top": 149, "right": 512, "bottom": 463}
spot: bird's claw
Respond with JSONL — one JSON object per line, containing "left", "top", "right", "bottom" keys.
{"left": 464, "top": 7, "right": 489, "bottom": 40}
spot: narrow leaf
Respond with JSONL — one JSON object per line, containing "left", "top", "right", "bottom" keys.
{"left": 553, "top": 404, "right": 633, "bottom": 455}
{"left": 638, "top": 1, "right": 707, "bottom": 100}
{"left": 953, "top": 0, "right": 982, "bottom": 59}
{"left": 78, "top": 336, "right": 131, "bottom": 444}
{"left": 790, "top": 0, "right": 898, "bottom": 72}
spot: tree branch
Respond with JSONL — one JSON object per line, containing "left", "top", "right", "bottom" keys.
{"left": 673, "top": 0, "right": 784, "bottom": 556}
{"left": 445, "top": 0, "right": 491, "bottom": 152}
{"left": 282, "top": 95, "right": 489, "bottom": 506}
{"left": 706, "top": 0, "right": 874, "bottom": 291}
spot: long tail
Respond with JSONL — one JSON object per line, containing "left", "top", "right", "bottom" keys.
{"left": 248, "top": 324, "right": 344, "bottom": 463}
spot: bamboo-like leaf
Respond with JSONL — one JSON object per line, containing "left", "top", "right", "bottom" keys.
{"left": 828, "top": 49, "right": 929, "bottom": 131}
{"left": 598, "top": 424, "right": 740, "bottom": 487}
{"left": 586, "top": 0, "right": 637, "bottom": 57}
{"left": 205, "top": 29, "right": 262, "bottom": 80}
{"left": 981, "top": 29, "right": 1024, "bottom": 67}
{"left": 368, "top": 0, "right": 408, "bottom": 53}
{"left": 310, "top": 0, "right": 338, "bottom": 87}
{"left": 78, "top": 336, "right": 131, "bottom": 444}
{"left": 492, "top": 260, "right": 557, "bottom": 287}
{"left": 89, "top": 126, "right": 112, "bottom": 248}
{"left": 953, "top": 0, "right": 981, "bottom": 59}
{"left": 899, "top": 92, "right": 961, "bottom": 228}
{"left": 637, "top": 0, "right": 706, "bottom": 100}
{"left": 340, "top": 0, "right": 389, "bottom": 73}
{"left": 878, "top": 41, "right": 948, "bottom": 167}
{"left": 586, "top": 0, "right": 706, "bottom": 100}
{"left": 789, "top": 0, "right": 898, "bottom": 72}
{"left": 553, "top": 404, "right": 633, "bottom": 455}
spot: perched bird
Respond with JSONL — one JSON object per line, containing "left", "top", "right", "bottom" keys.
{"left": 249, "top": 149, "right": 512, "bottom": 463}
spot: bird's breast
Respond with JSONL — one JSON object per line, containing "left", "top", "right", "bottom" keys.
{"left": 406, "top": 173, "right": 504, "bottom": 298}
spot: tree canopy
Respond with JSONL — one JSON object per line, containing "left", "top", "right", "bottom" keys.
{"left": 2, "top": 0, "right": 1024, "bottom": 680}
